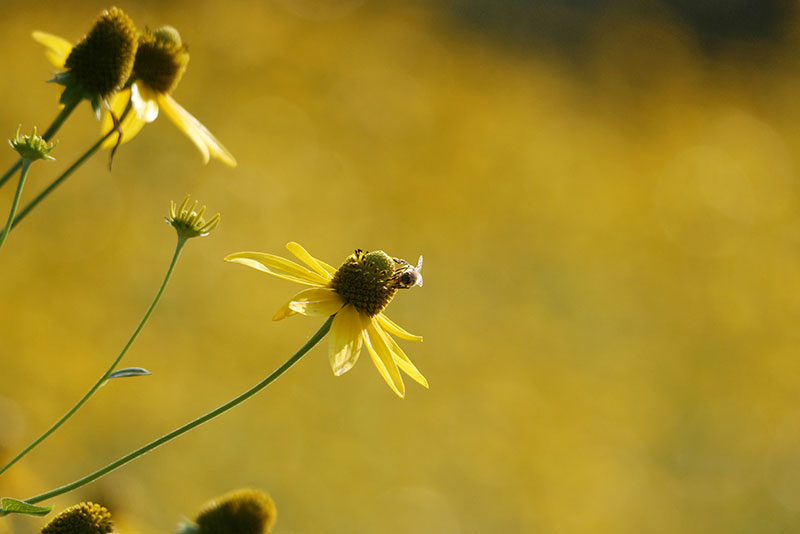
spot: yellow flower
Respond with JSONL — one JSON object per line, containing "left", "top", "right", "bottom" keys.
{"left": 33, "top": 25, "right": 236, "bottom": 167}
{"left": 33, "top": 8, "right": 138, "bottom": 117}
{"left": 225, "top": 243, "right": 427, "bottom": 398}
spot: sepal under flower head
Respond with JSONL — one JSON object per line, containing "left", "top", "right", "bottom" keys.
{"left": 178, "top": 489, "right": 276, "bottom": 534}
{"left": 134, "top": 26, "right": 190, "bottom": 95}
{"left": 39, "top": 502, "right": 113, "bottom": 534}
{"left": 9, "top": 125, "right": 56, "bottom": 162}
{"left": 53, "top": 7, "right": 138, "bottom": 116}
{"left": 166, "top": 195, "right": 220, "bottom": 238}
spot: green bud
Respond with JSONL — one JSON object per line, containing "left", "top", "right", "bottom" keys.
{"left": 9, "top": 125, "right": 56, "bottom": 162}
{"left": 166, "top": 195, "right": 220, "bottom": 238}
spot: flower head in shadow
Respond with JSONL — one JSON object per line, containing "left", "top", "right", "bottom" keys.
{"left": 33, "top": 7, "right": 138, "bottom": 117}
{"left": 40, "top": 502, "right": 113, "bottom": 534}
{"left": 178, "top": 489, "right": 276, "bottom": 534}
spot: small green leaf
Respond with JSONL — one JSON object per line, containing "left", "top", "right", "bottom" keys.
{"left": 0, "top": 497, "right": 52, "bottom": 517}
{"left": 108, "top": 367, "right": 151, "bottom": 379}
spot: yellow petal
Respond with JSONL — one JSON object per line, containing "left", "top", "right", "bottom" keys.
{"left": 272, "top": 296, "right": 299, "bottom": 321}
{"left": 376, "top": 314, "right": 423, "bottom": 342}
{"left": 272, "top": 287, "right": 342, "bottom": 321}
{"left": 382, "top": 328, "right": 428, "bottom": 388}
{"left": 225, "top": 252, "right": 330, "bottom": 286}
{"left": 329, "top": 305, "right": 365, "bottom": 376}
{"left": 157, "top": 93, "right": 237, "bottom": 167}
{"left": 32, "top": 31, "right": 72, "bottom": 69}
{"left": 364, "top": 320, "right": 405, "bottom": 398}
{"left": 131, "top": 83, "right": 160, "bottom": 122}
{"left": 100, "top": 90, "right": 147, "bottom": 148}
{"left": 285, "top": 242, "right": 335, "bottom": 279}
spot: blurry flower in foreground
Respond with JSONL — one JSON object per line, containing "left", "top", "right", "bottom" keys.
{"left": 179, "top": 489, "right": 277, "bottom": 534}
{"left": 33, "top": 7, "right": 138, "bottom": 117}
{"left": 225, "top": 243, "right": 427, "bottom": 397}
{"left": 40, "top": 502, "right": 113, "bottom": 534}
{"left": 166, "top": 195, "right": 220, "bottom": 239}
{"left": 34, "top": 24, "right": 235, "bottom": 166}
{"left": 9, "top": 126, "right": 56, "bottom": 162}
{"left": 100, "top": 26, "right": 236, "bottom": 166}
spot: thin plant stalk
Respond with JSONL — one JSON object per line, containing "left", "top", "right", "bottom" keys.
{"left": 0, "top": 161, "right": 32, "bottom": 250}
{"left": 0, "top": 235, "right": 189, "bottom": 478}
{"left": 21, "top": 316, "right": 333, "bottom": 505}
{"left": 0, "top": 102, "right": 132, "bottom": 239}
{"left": 0, "top": 98, "right": 80, "bottom": 189}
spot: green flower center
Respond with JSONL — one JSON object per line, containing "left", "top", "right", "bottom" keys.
{"left": 64, "top": 7, "right": 138, "bottom": 97}
{"left": 330, "top": 250, "right": 405, "bottom": 316}
{"left": 134, "top": 26, "right": 190, "bottom": 94}
{"left": 40, "top": 502, "right": 113, "bottom": 534}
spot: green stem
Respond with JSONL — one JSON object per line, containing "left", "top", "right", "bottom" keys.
{"left": 0, "top": 98, "right": 80, "bottom": 189}
{"left": 22, "top": 316, "right": 332, "bottom": 505}
{"left": 0, "top": 101, "right": 132, "bottom": 237}
{"left": 0, "top": 161, "right": 32, "bottom": 250}
{"left": 0, "top": 236, "right": 188, "bottom": 478}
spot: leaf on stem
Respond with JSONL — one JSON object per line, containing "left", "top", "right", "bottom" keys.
{"left": 0, "top": 497, "right": 53, "bottom": 517}
{"left": 108, "top": 367, "right": 151, "bottom": 379}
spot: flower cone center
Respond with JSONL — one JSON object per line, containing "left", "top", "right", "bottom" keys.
{"left": 134, "top": 26, "right": 189, "bottom": 94}
{"left": 330, "top": 250, "right": 400, "bottom": 316}
{"left": 64, "top": 7, "right": 138, "bottom": 97}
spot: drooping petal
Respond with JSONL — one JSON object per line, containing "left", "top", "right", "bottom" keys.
{"left": 32, "top": 31, "right": 72, "bottom": 69}
{"left": 157, "top": 93, "right": 237, "bottom": 167}
{"left": 272, "top": 288, "right": 343, "bottom": 321}
{"left": 329, "top": 305, "right": 365, "bottom": 376}
{"left": 376, "top": 313, "right": 423, "bottom": 342}
{"left": 225, "top": 252, "right": 331, "bottom": 286}
{"left": 131, "top": 83, "right": 160, "bottom": 122}
{"left": 100, "top": 89, "right": 147, "bottom": 148}
{"left": 382, "top": 327, "right": 428, "bottom": 388}
{"left": 286, "top": 242, "right": 335, "bottom": 279}
{"left": 363, "top": 320, "right": 405, "bottom": 398}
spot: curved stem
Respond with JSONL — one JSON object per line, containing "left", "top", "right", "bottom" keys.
{"left": 0, "top": 98, "right": 80, "bottom": 189}
{"left": 0, "top": 101, "right": 132, "bottom": 237}
{"left": 0, "top": 161, "right": 32, "bottom": 250}
{"left": 0, "top": 235, "right": 188, "bottom": 478}
{"left": 22, "top": 316, "right": 333, "bottom": 505}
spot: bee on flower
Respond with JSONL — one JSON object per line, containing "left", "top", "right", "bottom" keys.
{"left": 225, "top": 243, "right": 427, "bottom": 398}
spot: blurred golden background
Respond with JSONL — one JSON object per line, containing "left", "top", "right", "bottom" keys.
{"left": 2, "top": 0, "right": 800, "bottom": 532}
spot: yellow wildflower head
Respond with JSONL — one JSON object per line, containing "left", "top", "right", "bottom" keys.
{"left": 9, "top": 125, "right": 56, "bottom": 162}
{"left": 134, "top": 26, "right": 190, "bottom": 95}
{"left": 39, "top": 502, "right": 113, "bottom": 534}
{"left": 165, "top": 195, "right": 220, "bottom": 239}
{"left": 59, "top": 7, "right": 138, "bottom": 102}
{"left": 185, "top": 489, "right": 276, "bottom": 534}
{"left": 225, "top": 242, "right": 427, "bottom": 397}
{"left": 330, "top": 249, "right": 424, "bottom": 316}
